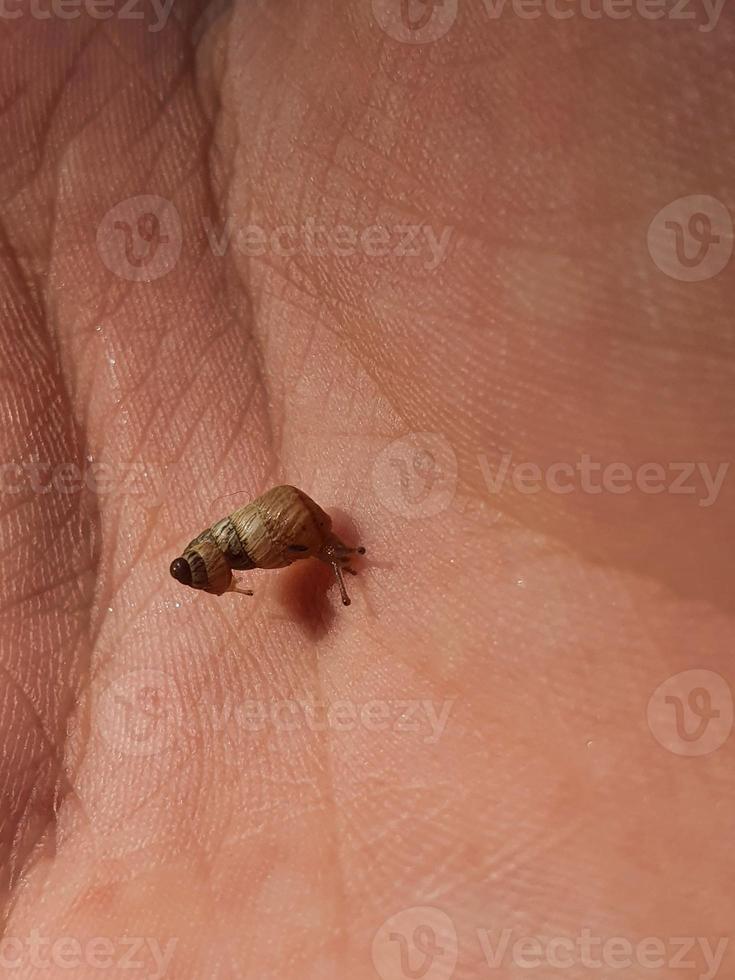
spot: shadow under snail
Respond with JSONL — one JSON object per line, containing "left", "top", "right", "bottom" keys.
{"left": 169, "top": 485, "right": 366, "bottom": 606}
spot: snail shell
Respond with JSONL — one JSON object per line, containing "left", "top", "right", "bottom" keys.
{"left": 170, "top": 485, "right": 365, "bottom": 605}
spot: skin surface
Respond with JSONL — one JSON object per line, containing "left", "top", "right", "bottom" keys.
{"left": 0, "top": 1, "right": 733, "bottom": 977}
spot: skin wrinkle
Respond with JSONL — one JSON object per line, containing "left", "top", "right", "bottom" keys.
{"left": 0, "top": 177, "right": 101, "bottom": 906}
{"left": 105, "top": 288, "right": 245, "bottom": 447}
{"left": 308, "top": 646, "right": 351, "bottom": 974}
{"left": 37, "top": 30, "right": 100, "bottom": 256}
{"left": 194, "top": 32, "right": 276, "bottom": 465}
{"left": 88, "top": 277, "right": 264, "bottom": 613}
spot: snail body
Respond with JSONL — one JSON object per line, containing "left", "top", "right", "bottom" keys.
{"left": 170, "top": 485, "right": 365, "bottom": 605}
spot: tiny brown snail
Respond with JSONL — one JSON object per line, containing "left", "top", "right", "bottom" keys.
{"left": 170, "top": 485, "right": 366, "bottom": 606}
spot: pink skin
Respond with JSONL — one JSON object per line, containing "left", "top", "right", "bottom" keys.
{"left": 0, "top": 3, "right": 733, "bottom": 978}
